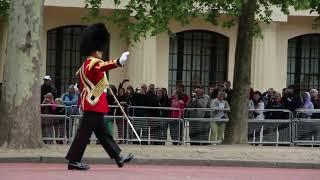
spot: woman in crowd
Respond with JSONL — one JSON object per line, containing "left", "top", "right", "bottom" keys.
{"left": 151, "top": 88, "right": 170, "bottom": 145}
{"left": 210, "top": 91, "right": 230, "bottom": 142}
{"left": 41, "top": 93, "right": 56, "bottom": 144}
{"left": 115, "top": 87, "right": 128, "bottom": 143}
{"left": 170, "top": 92, "right": 185, "bottom": 145}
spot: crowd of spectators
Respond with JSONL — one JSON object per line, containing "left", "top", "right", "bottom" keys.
{"left": 40, "top": 74, "right": 320, "bottom": 145}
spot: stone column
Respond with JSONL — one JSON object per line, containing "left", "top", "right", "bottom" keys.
{"left": 251, "top": 23, "right": 281, "bottom": 92}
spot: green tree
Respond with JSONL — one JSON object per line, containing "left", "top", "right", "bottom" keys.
{"left": 85, "top": 0, "right": 320, "bottom": 144}
{"left": 0, "top": 0, "right": 44, "bottom": 148}
{"left": 0, "top": 0, "right": 10, "bottom": 18}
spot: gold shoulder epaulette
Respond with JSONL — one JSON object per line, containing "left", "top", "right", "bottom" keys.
{"left": 88, "top": 57, "right": 104, "bottom": 71}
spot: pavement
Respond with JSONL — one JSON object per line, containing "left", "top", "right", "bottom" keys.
{"left": 0, "top": 144, "right": 320, "bottom": 169}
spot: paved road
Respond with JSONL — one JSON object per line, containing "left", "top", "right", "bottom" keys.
{"left": 1, "top": 163, "right": 320, "bottom": 180}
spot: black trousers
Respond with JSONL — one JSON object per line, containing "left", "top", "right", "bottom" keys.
{"left": 66, "top": 111, "right": 121, "bottom": 162}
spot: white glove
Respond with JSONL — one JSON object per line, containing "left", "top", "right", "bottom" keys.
{"left": 119, "top": 51, "right": 130, "bottom": 65}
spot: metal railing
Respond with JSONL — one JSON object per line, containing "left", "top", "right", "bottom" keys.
{"left": 39, "top": 104, "right": 320, "bottom": 146}
{"left": 293, "top": 109, "right": 320, "bottom": 146}
{"left": 247, "top": 109, "right": 293, "bottom": 146}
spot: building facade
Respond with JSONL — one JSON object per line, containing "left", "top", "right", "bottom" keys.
{"left": 0, "top": 0, "right": 320, "bottom": 96}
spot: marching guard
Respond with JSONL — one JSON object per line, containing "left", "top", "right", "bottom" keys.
{"left": 66, "top": 23, "right": 133, "bottom": 170}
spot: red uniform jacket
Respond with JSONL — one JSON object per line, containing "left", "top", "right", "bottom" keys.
{"left": 79, "top": 57, "right": 121, "bottom": 113}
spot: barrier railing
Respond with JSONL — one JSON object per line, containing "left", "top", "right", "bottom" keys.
{"left": 248, "top": 109, "right": 293, "bottom": 146}
{"left": 183, "top": 108, "right": 229, "bottom": 145}
{"left": 40, "top": 104, "right": 69, "bottom": 144}
{"left": 39, "top": 104, "right": 320, "bottom": 146}
{"left": 293, "top": 109, "right": 320, "bottom": 146}
{"left": 128, "top": 106, "right": 183, "bottom": 145}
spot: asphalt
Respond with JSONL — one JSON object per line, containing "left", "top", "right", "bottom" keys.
{"left": 0, "top": 144, "right": 320, "bottom": 169}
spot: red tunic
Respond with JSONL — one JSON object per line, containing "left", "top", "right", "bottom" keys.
{"left": 79, "top": 57, "right": 121, "bottom": 113}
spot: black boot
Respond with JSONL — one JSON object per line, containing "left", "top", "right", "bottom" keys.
{"left": 115, "top": 153, "right": 134, "bottom": 168}
{"left": 68, "top": 162, "right": 90, "bottom": 170}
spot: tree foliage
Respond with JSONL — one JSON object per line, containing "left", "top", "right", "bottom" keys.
{"left": 0, "top": 0, "right": 10, "bottom": 18}
{"left": 84, "top": 0, "right": 319, "bottom": 42}
{"left": 83, "top": 0, "right": 319, "bottom": 144}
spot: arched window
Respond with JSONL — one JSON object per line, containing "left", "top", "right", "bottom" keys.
{"left": 46, "top": 25, "right": 110, "bottom": 97}
{"left": 168, "top": 30, "right": 229, "bottom": 95}
{"left": 288, "top": 34, "right": 320, "bottom": 91}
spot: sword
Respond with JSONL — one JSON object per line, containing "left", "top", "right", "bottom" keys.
{"left": 106, "top": 84, "right": 141, "bottom": 142}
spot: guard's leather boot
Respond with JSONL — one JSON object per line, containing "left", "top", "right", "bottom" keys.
{"left": 115, "top": 153, "right": 134, "bottom": 168}
{"left": 68, "top": 162, "right": 90, "bottom": 170}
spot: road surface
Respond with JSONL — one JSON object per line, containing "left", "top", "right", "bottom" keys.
{"left": 1, "top": 163, "right": 319, "bottom": 180}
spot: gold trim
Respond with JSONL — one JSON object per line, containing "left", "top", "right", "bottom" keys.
{"left": 87, "top": 56, "right": 104, "bottom": 71}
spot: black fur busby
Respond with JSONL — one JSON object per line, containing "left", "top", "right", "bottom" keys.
{"left": 80, "top": 23, "right": 109, "bottom": 56}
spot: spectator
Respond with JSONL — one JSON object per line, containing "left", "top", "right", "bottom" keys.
{"left": 169, "top": 83, "right": 189, "bottom": 104}
{"left": 61, "top": 85, "right": 78, "bottom": 106}
{"left": 118, "top": 79, "right": 129, "bottom": 90}
{"left": 224, "top": 81, "right": 233, "bottom": 103}
{"left": 209, "top": 86, "right": 219, "bottom": 100}
{"left": 265, "top": 92, "right": 287, "bottom": 119}
{"left": 299, "top": 92, "right": 317, "bottom": 141}
{"left": 282, "top": 85, "right": 302, "bottom": 112}
{"left": 126, "top": 85, "right": 134, "bottom": 106}
{"left": 41, "top": 93, "right": 56, "bottom": 113}
{"left": 152, "top": 88, "right": 170, "bottom": 145}
{"left": 146, "top": 83, "right": 158, "bottom": 107}
{"left": 264, "top": 92, "right": 290, "bottom": 142}
{"left": 310, "top": 89, "right": 320, "bottom": 109}
{"left": 115, "top": 87, "right": 128, "bottom": 143}
{"left": 161, "top": 87, "right": 169, "bottom": 101}
{"left": 301, "top": 92, "right": 314, "bottom": 118}
{"left": 248, "top": 91, "right": 265, "bottom": 143}
{"left": 262, "top": 88, "right": 276, "bottom": 106}
{"left": 170, "top": 91, "right": 185, "bottom": 145}
{"left": 41, "top": 93, "right": 56, "bottom": 144}
{"left": 41, "top": 75, "right": 57, "bottom": 103}
{"left": 252, "top": 91, "right": 265, "bottom": 119}
{"left": 130, "top": 84, "right": 149, "bottom": 145}
{"left": 55, "top": 98, "right": 66, "bottom": 144}
{"left": 282, "top": 88, "right": 287, "bottom": 97}
{"left": 186, "top": 87, "right": 211, "bottom": 145}
{"left": 248, "top": 88, "right": 255, "bottom": 118}
{"left": 210, "top": 91, "right": 230, "bottom": 142}
{"left": 141, "top": 83, "right": 148, "bottom": 94}
{"left": 61, "top": 85, "right": 78, "bottom": 115}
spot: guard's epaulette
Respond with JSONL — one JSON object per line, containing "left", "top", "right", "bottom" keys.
{"left": 88, "top": 57, "right": 104, "bottom": 71}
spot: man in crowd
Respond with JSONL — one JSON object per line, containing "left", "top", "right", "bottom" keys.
{"left": 186, "top": 87, "right": 211, "bottom": 145}
{"left": 41, "top": 75, "right": 57, "bottom": 103}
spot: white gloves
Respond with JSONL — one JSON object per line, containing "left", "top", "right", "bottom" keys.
{"left": 119, "top": 51, "right": 130, "bottom": 66}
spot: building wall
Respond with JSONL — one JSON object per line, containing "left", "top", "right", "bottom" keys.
{"left": 129, "top": 16, "right": 320, "bottom": 93}
{"left": 255, "top": 16, "right": 320, "bottom": 92}
{"left": 45, "top": 0, "right": 129, "bottom": 9}
{"left": 1, "top": 4, "right": 320, "bottom": 94}
{"left": 127, "top": 18, "right": 238, "bottom": 90}
{"left": 43, "top": 6, "right": 128, "bottom": 86}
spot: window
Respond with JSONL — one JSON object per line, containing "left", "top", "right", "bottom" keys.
{"left": 46, "top": 25, "right": 110, "bottom": 97}
{"left": 287, "top": 34, "right": 320, "bottom": 91}
{"left": 168, "top": 30, "right": 229, "bottom": 95}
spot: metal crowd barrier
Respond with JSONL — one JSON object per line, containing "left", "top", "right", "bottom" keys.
{"left": 183, "top": 108, "right": 229, "bottom": 145}
{"left": 128, "top": 106, "right": 183, "bottom": 145}
{"left": 40, "top": 104, "right": 69, "bottom": 144}
{"left": 248, "top": 109, "right": 293, "bottom": 146}
{"left": 40, "top": 104, "right": 320, "bottom": 146}
{"left": 68, "top": 105, "right": 127, "bottom": 144}
{"left": 183, "top": 108, "right": 292, "bottom": 146}
{"left": 293, "top": 109, "right": 320, "bottom": 146}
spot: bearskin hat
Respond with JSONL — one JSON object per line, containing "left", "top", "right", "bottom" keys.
{"left": 80, "top": 23, "right": 108, "bottom": 56}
